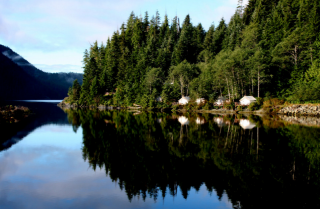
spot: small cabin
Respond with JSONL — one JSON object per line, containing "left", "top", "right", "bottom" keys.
{"left": 215, "top": 96, "right": 227, "bottom": 106}
{"left": 239, "top": 96, "right": 256, "bottom": 106}
{"left": 178, "top": 96, "right": 191, "bottom": 105}
{"left": 196, "top": 98, "right": 206, "bottom": 105}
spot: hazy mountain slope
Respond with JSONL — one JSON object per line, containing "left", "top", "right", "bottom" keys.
{"left": 0, "top": 44, "right": 83, "bottom": 100}
{"left": 0, "top": 53, "right": 61, "bottom": 100}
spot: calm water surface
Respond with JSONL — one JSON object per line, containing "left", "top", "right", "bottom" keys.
{"left": 1, "top": 101, "right": 320, "bottom": 208}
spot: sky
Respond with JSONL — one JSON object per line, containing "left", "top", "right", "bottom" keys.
{"left": 0, "top": 0, "right": 248, "bottom": 74}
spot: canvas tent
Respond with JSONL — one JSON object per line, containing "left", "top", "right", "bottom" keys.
{"left": 178, "top": 96, "right": 191, "bottom": 105}
{"left": 240, "top": 96, "right": 256, "bottom": 106}
{"left": 196, "top": 98, "right": 206, "bottom": 104}
{"left": 215, "top": 96, "right": 227, "bottom": 105}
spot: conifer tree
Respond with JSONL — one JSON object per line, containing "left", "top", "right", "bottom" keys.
{"left": 203, "top": 25, "right": 214, "bottom": 51}
{"left": 72, "top": 79, "right": 81, "bottom": 101}
{"left": 76, "top": 2, "right": 320, "bottom": 106}
{"left": 174, "top": 15, "right": 197, "bottom": 64}
{"left": 90, "top": 77, "right": 100, "bottom": 105}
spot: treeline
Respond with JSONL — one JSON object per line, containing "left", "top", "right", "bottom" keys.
{"left": 68, "top": 0, "right": 320, "bottom": 106}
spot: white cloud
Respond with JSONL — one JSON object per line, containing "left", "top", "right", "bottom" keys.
{"left": 34, "top": 64, "right": 83, "bottom": 73}
{"left": 0, "top": 0, "right": 157, "bottom": 68}
{"left": 0, "top": 0, "right": 245, "bottom": 72}
{"left": 2, "top": 50, "right": 23, "bottom": 61}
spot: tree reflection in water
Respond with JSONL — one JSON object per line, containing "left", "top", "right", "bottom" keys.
{"left": 64, "top": 109, "right": 320, "bottom": 208}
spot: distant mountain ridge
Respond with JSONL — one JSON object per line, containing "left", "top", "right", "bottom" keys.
{"left": 0, "top": 44, "right": 83, "bottom": 100}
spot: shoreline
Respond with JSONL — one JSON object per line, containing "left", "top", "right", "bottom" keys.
{"left": 57, "top": 102, "right": 269, "bottom": 115}
{"left": 0, "top": 105, "right": 31, "bottom": 124}
{"left": 58, "top": 101, "right": 320, "bottom": 117}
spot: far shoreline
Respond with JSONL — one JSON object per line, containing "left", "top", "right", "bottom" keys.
{"left": 57, "top": 101, "right": 320, "bottom": 117}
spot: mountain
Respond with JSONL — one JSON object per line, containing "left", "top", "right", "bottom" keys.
{"left": 0, "top": 52, "right": 60, "bottom": 100}
{"left": 0, "top": 44, "right": 83, "bottom": 100}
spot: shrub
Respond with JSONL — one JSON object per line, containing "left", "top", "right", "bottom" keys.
{"left": 172, "top": 104, "right": 179, "bottom": 112}
{"left": 256, "top": 97, "right": 264, "bottom": 106}
{"left": 104, "top": 100, "right": 112, "bottom": 106}
{"left": 186, "top": 102, "right": 198, "bottom": 111}
{"left": 248, "top": 98, "right": 264, "bottom": 111}
{"left": 202, "top": 102, "right": 212, "bottom": 110}
{"left": 148, "top": 99, "right": 155, "bottom": 108}
{"left": 237, "top": 105, "right": 243, "bottom": 111}
{"left": 156, "top": 102, "right": 171, "bottom": 109}
{"left": 139, "top": 94, "right": 149, "bottom": 108}
{"left": 263, "top": 98, "right": 285, "bottom": 109}
{"left": 248, "top": 102, "right": 260, "bottom": 111}
{"left": 224, "top": 102, "right": 235, "bottom": 110}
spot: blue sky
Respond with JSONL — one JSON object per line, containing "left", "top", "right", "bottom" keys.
{"left": 0, "top": 0, "right": 248, "bottom": 73}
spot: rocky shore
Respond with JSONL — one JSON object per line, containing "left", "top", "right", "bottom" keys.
{"left": 278, "top": 114, "right": 320, "bottom": 127}
{"left": 58, "top": 100, "right": 320, "bottom": 117}
{"left": 278, "top": 104, "right": 320, "bottom": 116}
{"left": 0, "top": 105, "right": 30, "bottom": 123}
{"left": 58, "top": 102, "right": 127, "bottom": 110}
{"left": 58, "top": 101, "right": 268, "bottom": 115}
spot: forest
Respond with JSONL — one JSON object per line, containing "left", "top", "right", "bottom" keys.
{"left": 67, "top": 0, "right": 320, "bottom": 107}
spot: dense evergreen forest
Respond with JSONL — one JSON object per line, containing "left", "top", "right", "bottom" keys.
{"left": 69, "top": 0, "right": 320, "bottom": 107}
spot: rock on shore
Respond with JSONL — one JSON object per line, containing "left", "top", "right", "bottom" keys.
{"left": 278, "top": 114, "right": 320, "bottom": 126}
{"left": 278, "top": 104, "right": 320, "bottom": 116}
{"left": 0, "top": 105, "right": 30, "bottom": 123}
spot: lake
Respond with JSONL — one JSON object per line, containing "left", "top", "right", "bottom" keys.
{"left": 1, "top": 101, "right": 320, "bottom": 208}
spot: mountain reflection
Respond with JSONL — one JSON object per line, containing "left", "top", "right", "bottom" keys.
{"left": 0, "top": 102, "right": 69, "bottom": 151}
{"left": 64, "top": 109, "right": 320, "bottom": 208}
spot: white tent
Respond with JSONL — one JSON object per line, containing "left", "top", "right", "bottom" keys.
{"left": 196, "top": 98, "right": 206, "bottom": 104}
{"left": 240, "top": 96, "right": 256, "bottom": 106}
{"left": 178, "top": 96, "right": 191, "bottom": 105}
{"left": 215, "top": 96, "right": 227, "bottom": 105}
{"left": 239, "top": 119, "right": 256, "bottom": 130}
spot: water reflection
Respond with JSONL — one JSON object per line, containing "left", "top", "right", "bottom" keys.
{"left": 239, "top": 119, "right": 256, "bottom": 130}
{"left": 61, "top": 109, "right": 320, "bottom": 208}
{"left": 196, "top": 117, "right": 205, "bottom": 125}
{"left": 0, "top": 101, "right": 69, "bottom": 151}
{"left": 213, "top": 117, "right": 225, "bottom": 127}
{"left": 178, "top": 116, "right": 189, "bottom": 125}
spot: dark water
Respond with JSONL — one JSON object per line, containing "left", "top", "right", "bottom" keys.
{"left": 1, "top": 101, "right": 320, "bottom": 208}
